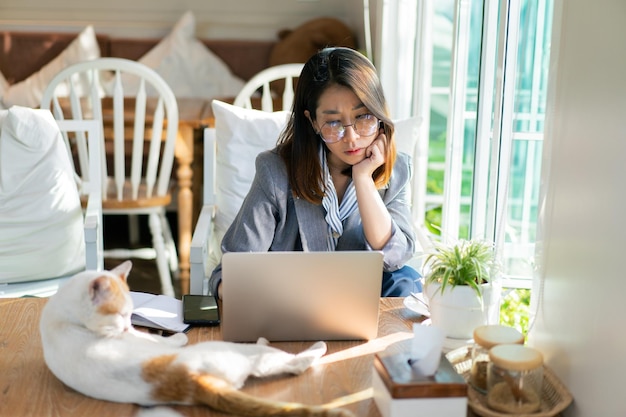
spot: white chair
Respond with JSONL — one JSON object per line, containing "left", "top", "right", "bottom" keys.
{"left": 40, "top": 58, "right": 179, "bottom": 296}
{"left": 233, "top": 63, "right": 304, "bottom": 111}
{"left": 56, "top": 119, "right": 105, "bottom": 273}
{"left": 0, "top": 110, "right": 103, "bottom": 298}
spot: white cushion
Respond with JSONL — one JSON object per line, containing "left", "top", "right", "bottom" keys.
{"left": 0, "top": 106, "right": 85, "bottom": 283}
{"left": 1, "top": 26, "right": 100, "bottom": 108}
{"left": 207, "top": 100, "right": 289, "bottom": 268}
{"left": 115, "top": 11, "right": 245, "bottom": 98}
{"left": 392, "top": 115, "right": 430, "bottom": 255}
{"left": 394, "top": 115, "right": 423, "bottom": 160}
{"left": 212, "top": 100, "right": 290, "bottom": 234}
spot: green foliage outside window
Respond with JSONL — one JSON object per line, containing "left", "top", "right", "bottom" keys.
{"left": 500, "top": 288, "right": 531, "bottom": 335}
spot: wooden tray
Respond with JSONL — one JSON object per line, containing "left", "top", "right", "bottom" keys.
{"left": 446, "top": 346, "right": 573, "bottom": 417}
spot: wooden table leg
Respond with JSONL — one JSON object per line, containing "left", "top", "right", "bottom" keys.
{"left": 175, "top": 125, "right": 194, "bottom": 295}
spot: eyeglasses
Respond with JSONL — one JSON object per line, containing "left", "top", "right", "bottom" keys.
{"left": 317, "top": 114, "right": 380, "bottom": 143}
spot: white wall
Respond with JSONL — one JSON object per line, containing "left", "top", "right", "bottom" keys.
{"left": 0, "top": 0, "right": 365, "bottom": 42}
{"left": 529, "top": 0, "right": 626, "bottom": 416}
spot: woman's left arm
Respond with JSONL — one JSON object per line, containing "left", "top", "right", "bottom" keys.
{"left": 353, "top": 137, "right": 416, "bottom": 268}
{"left": 352, "top": 135, "right": 393, "bottom": 250}
{"left": 353, "top": 175, "right": 392, "bottom": 250}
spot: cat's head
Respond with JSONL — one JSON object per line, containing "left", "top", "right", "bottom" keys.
{"left": 49, "top": 260, "right": 134, "bottom": 337}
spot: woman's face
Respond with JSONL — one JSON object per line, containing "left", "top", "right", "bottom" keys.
{"left": 306, "top": 84, "right": 379, "bottom": 171}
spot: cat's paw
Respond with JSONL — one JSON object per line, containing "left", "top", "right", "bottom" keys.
{"left": 255, "top": 337, "right": 270, "bottom": 346}
{"left": 164, "top": 332, "right": 188, "bottom": 347}
{"left": 302, "top": 341, "right": 327, "bottom": 359}
{"left": 135, "top": 406, "right": 185, "bottom": 417}
{"left": 286, "top": 341, "right": 328, "bottom": 374}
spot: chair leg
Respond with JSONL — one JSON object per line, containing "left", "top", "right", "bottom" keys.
{"left": 160, "top": 212, "right": 179, "bottom": 273}
{"left": 148, "top": 213, "right": 175, "bottom": 297}
{"left": 128, "top": 214, "right": 141, "bottom": 246}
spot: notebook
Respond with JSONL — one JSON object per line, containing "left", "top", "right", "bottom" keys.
{"left": 220, "top": 251, "right": 384, "bottom": 342}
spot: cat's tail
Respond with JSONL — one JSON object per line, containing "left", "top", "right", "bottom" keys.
{"left": 191, "top": 373, "right": 354, "bottom": 417}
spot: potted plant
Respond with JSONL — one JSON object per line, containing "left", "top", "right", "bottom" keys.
{"left": 422, "top": 239, "right": 502, "bottom": 340}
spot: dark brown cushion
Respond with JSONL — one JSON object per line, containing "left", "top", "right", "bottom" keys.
{"left": 0, "top": 31, "right": 109, "bottom": 84}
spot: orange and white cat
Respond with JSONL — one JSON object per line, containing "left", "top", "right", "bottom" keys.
{"left": 40, "top": 261, "right": 352, "bottom": 417}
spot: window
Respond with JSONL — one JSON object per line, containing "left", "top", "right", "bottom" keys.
{"left": 375, "top": 0, "right": 554, "bottom": 288}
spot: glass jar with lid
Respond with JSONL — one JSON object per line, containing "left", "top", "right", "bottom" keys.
{"left": 470, "top": 325, "right": 524, "bottom": 392}
{"left": 487, "top": 344, "right": 544, "bottom": 413}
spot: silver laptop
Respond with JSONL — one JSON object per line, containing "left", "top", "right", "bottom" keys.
{"left": 220, "top": 251, "right": 383, "bottom": 342}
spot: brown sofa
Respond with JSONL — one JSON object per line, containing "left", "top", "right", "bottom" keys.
{"left": 0, "top": 30, "right": 276, "bottom": 85}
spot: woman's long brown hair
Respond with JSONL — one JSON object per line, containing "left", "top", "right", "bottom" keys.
{"left": 276, "top": 47, "right": 396, "bottom": 205}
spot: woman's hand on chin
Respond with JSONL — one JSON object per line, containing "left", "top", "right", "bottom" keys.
{"left": 352, "top": 133, "right": 386, "bottom": 180}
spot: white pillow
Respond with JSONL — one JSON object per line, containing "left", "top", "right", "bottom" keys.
{"left": 0, "top": 106, "right": 85, "bottom": 283}
{"left": 1, "top": 26, "right": 100, "bottom": 108}
{"left": 207, "top": 100, "right": 290, "bottom": 268}
{"left": 393, "top": 115, "right": 429, "bottom": 252}
{"left": 117, "top": 11, "right": 245, "bottom": 98}
{"left": 394, "top": 116, "right": 423, "bottom": 159}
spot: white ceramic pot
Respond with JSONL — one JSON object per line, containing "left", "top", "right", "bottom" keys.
{"left": 423, "top": 281, "right": 501, "bottom": 340}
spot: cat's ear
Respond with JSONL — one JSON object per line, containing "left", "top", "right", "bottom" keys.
{"left": 89, "top": 275, "right": 113, "bottom": 304}
{"left": 110, "top": 260, "right": 133, "bottom": 282}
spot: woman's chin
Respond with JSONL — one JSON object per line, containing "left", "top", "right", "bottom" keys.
{"left": 342, "top": 151, "right": 366, "bottom": 165}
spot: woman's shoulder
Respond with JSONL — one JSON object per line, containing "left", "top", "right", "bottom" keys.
{"left": 395, "top": 150, "right": 411, "bottom": 164}
{"left": 255, "top": 148, "right": 288, "bottom": 179}
{"left": 257, "top": 148, "right": 281, "bottom": 161}
{"left": 393, "top": 151, "right": 412, "bottom": 177}
{"left": 252, "top": 148, "right": 291, "bottom": 196}
{"left": 255, "top": 148, "right": 284, "bottom": 167}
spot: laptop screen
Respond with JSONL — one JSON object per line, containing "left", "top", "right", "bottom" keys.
{"left": 220, "top": 251, "right": 384, "bottom": 342}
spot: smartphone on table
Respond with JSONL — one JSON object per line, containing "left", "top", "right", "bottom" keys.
{"left": 182, "top": 294, "right": 220, "bottom": 326}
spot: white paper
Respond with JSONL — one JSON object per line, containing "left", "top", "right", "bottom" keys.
{"left": 130, "top": 291, "right": 189, "bottom": 333}
{"left": 410, "top": 324, "right": 445, "bottom": 376}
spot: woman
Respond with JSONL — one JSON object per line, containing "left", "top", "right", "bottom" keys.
{"left": 210, "top": 47, "right": 420, "bottom": 297}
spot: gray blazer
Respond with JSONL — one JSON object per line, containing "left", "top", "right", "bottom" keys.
{"left": 209, "top": 149, "right": 417, "bottom": 295}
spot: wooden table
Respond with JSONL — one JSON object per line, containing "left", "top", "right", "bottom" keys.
{"left": 169, "top": 99, "right": 212, "bottom": 294}
{"left": 0, "top": 297, "right": 428, "bottom": 417}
